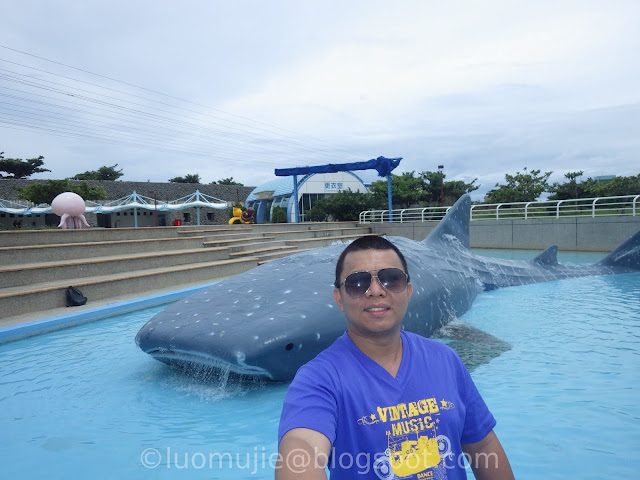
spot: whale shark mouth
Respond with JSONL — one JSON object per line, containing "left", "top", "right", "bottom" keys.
{"left": 145, "top": 348, "right": 274, "bottom": 380}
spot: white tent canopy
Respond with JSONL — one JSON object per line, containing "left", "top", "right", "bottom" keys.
{"left": 0, "top": 189, "right": 229, "bottom": 216}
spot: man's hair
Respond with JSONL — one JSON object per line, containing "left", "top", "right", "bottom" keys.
{"left": 334, "top": 235, "right": 409, "bottom": 288}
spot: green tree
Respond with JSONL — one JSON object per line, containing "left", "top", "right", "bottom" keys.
{"left": 420, "top": 170, "right": 479, "bottom": 206}
{"left": 589, "top": 174, "right": 640, "bottom": 197}
{"left": 169, "top": 174, "right": 201, "bottom": 183}
{"left": 548, "top": 171, "right": 587, "bottom": 200}
{"left": 307, "top": 199, "right": 329, "bottom": 221}
{"left": 0, "top": 153, "right": 51, "bottom": 178}
{"left": 271, "top": 206, "right": 287, "bottom": 223}
{"left": 547, "top": 172, "right": 640, "bottom": 201}
{"left": 485, "top": 167, "right": 552, "bottom": 203}
{"left": 369, "top": 171, "right": 425, "bottom": 208}
{"left": 214, "top": 177, "right": 243, "bottom": 185}
{"left": 72, "top": 164, "right": 123, "bottom": 181}
{"left": 12, "top": 179, "right": 107, "bottom": 205}
{"left": 307, "top": 189, "right": 380, "bottom": 221}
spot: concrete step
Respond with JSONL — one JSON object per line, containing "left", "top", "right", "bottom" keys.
{"left": 202, "top": 235, "right": 276, "bottom": 248}
{"left": 0, "top": 246, "right": 231, "bottom": 288}
{"left": 0, "top": 236, "right": 206, "bottom": 265}
{"left": 256, "top": 248, "right": 314, "bottom": 265}
{"left": 269, "top": 226, "right": 373, "bottom": 241}
{"left": 0, "top": 256, "right": 259, "bottom": 319}
{"left": 177, "top": 226, "right": 254, "bottom": 237}
{"left": 191, "top": 232, "right": 259, "bottom": 242}
{"left": 223, "top": 230, "right": 374, "bottom": 255}
{"left": 286, "top": 232, "right": 383, "bottom": 249}
{"left": 228, "top": 245, "right": 299, "bottom": 258}
{"left": 227, "top": 239, "right": 294, "bottom": 253}
{"left": 0, "top": 222, "right": 376, "bottom": 322}
{"left": 0, "top": 226, "right": 183, "bottom": 247}
{"left": 250, "top": 221, "right": 359, "bottom": 232}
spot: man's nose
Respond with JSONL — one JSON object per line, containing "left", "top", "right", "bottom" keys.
{"left": 366, "top": 275, "right": 387, "bottom": 296}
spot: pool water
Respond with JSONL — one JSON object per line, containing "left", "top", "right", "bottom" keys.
{"left": 1, "top": 251, "right": 639, "bottom": 479}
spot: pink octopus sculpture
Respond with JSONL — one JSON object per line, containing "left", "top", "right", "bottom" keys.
{"left": 51, "top": 192, "right": 91, "bottom": 229}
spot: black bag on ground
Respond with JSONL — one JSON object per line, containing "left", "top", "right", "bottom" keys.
{"left": 66, "top": 286, "right": 87, "bottom": 307}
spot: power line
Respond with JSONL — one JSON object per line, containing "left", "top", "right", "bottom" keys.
{"left": 0, "top": 45, "right": 367, "bottom": 164}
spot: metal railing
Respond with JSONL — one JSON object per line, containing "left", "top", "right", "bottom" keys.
{"left": 359, "top": 194, "right": 640, "bottom": 223}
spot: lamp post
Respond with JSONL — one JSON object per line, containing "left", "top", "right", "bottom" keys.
{"left": 438, "top": 165, "right": 444, "bottom": 208}
{"left": 148, "top": 190, "right": 158, "bottom": 227}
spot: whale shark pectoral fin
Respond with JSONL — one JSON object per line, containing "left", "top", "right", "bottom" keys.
{"left": 598, "top": 229, "right": 640, "bottom": 270}
{"left": 423, "top": 194, "right": 471, "bottom": 249}
{"left": 532, "top": 245, "right": 559, "bottom": 266}
{"left": 432, "top": 321, "right": 511, "bottom": 371}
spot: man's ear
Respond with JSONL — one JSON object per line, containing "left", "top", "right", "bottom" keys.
{"left": 333, "top": 288, "right": 345, "bottom": 312}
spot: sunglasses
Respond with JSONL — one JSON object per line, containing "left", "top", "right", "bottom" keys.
{"left": 339, "top": 268, "right": 410, "bottom": 298}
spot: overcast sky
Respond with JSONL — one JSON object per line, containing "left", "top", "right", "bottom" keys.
{"left": 2, "top": 0, "right": 639, "bottom": 200}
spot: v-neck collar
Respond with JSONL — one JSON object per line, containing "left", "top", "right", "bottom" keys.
{"left": 342, "top": 331, "right": 409, "bottom": 386}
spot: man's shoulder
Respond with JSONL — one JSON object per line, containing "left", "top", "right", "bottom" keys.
{"left": 402, "top": 330, "right": 462, "bottom": 361}
{"left": 295, "top": 332, "right": 351, "bottom": 377}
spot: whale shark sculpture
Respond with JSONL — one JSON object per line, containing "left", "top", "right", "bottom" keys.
{"left": 135, "top": 194, "right": 640, "bottom": 381}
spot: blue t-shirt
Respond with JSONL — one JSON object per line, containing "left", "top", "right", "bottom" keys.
{"left": 278, "top": 331, "right": 496, "bottom": 479}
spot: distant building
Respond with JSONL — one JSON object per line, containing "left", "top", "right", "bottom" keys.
{"left": 593, "top": 175, "right": 615, "bottom": 182}
{"left": 246, "top": 172, "right": 369, "bottom": 223}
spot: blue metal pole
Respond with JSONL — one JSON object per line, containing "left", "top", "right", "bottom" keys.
{"left": 293, "top": 175, "right": 299, "bottom": 223}
{"left": 387, "top": 174, "right": 393, "bottom": 222}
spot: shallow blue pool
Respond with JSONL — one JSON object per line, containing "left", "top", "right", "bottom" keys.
{"left": 1, "top": 250, "right": 638, "bottom": 479}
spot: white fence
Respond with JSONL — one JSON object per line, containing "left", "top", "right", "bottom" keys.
{"left": 359, "top": 195, "right": 640, "bottom": 223}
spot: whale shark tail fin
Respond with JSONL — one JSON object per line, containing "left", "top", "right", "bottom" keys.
{"left": 533, "top": 245, "right": 559, "bottom": 266}
{"left": 424, "top": 194, "right": 471, "bottom": 249}
{"left": 597, "top": 229, "right": 640, "bottom": 270}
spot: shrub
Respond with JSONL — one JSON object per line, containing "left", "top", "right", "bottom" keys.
{"left": 271, "top": 206, "right": 287, "bottom": 223}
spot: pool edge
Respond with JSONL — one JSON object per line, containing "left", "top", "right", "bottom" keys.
{"left": 0, "top": 281, "right": 219, "bottom": 344}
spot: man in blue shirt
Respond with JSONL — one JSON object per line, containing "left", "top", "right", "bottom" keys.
{"left": 277, "top": 236, "right": 514, "bottom": 479}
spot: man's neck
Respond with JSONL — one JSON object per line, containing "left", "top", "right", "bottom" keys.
{"left": 347, "top": 329, "right": 404, "bottom": 378}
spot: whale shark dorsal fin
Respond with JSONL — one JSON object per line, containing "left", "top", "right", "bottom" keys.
{"left": 533, "top": 245, "right": 558, "bottom": 265}
{"left": 424, "top": 194, "right": 471, "bottom": 249}
{"left": 597, "top": 229, "right": 640, "bottom": 270}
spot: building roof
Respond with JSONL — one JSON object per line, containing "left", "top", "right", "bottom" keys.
{"left": 246, "top": 172, "right": 370, "bottom": 203}
{"left": 246, "top": 178, "right": 296, "bottom": 202}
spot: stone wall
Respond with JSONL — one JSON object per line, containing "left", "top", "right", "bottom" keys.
{"left": 0, "top": 179, "right": 255, "bottom": 229}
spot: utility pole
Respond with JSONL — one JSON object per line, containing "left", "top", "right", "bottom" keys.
{"left": 438, "top": 165, "right": 444, "bottom": 208}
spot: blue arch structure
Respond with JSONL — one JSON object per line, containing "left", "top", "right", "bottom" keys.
{"left": 275, "top": 156, "right": 402, "bottom": 223}
{"left": 246, "top": 172, "right": 369, "bottom": 224}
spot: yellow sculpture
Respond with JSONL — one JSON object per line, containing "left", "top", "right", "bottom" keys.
{"left": 229, "top": 207, "right": 255, "bottom": 224}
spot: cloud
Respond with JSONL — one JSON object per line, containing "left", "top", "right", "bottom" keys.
{"left": 1, "top": 0, "right": 639, "bottom": 198}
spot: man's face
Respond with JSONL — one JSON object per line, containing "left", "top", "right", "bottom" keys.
{"left": 333, "top": 248, "right": 413, "bottom": 339}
